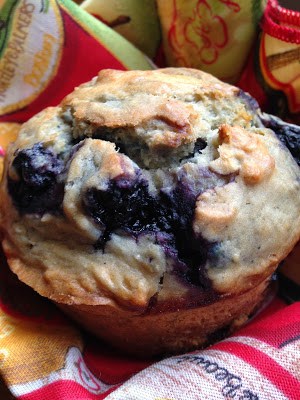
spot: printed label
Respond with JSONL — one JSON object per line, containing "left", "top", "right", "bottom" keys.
{"left": 0, "top": 0, "right": 63, "bottom": 115}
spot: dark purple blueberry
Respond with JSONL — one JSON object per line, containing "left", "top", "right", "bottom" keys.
{"left": 162, "top": 230, "right": 216, "bottom": 290}
{"left": 8, "top": 143, "right": 65, "bottom": 215}
{"left": 83, "top": 175, "right": 171, "bottom": 249}
{"left": 157, "top": 179, "right": 222, "bottom": 289}
{"left": 260, "top": 113, "right": 300, "bottom": 166}
{"left": 194, "top": 138, "right": 207, "bottom": 153}
{"left": 160, "top": 184, "right": 194, "bottom": 232}
{"left": 180, "top": 138, "right": 207, "bottom": 162}
{"left": 68, "top": 140, "right": 85, "bottom": 160}
{"left": 160, "top": 184, "right": 218, "bottom": 288}
{"left": 83, "top": 167, "right": 223, "bottom": 289}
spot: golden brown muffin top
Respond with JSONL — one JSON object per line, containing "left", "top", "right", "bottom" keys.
{"left": 1, "top": 68, "right": 300, "bottom": 311}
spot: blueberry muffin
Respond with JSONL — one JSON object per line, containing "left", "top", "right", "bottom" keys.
{"left": 1, "top": 68, "right": 300, "bottom": 357}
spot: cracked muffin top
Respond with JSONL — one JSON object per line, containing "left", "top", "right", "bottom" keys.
{"left": 1, "top": 68, "right": 300, "bottom": 312}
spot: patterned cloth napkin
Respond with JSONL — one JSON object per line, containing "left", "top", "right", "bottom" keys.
{"left": 0, "top": 0, "right": 299, "bottom": 398}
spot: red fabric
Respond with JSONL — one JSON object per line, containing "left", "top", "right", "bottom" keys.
{"left": 233, "top": 302, "right": 300, "bottom": 348}
{"left": 83, "top": 336, "right": 153, "bottom": 385}
{"left": 263, "top": 0, "right": 300, "bottom": 43}
{"left": 237, "top": 43, "right": 269, "bottom": 110}
{"left": 214, "top": 339, "right": 300, "bottom": 399}
{"left": 11, "top": 298, "right": 300, "bottom": 400}
{"left": 20, "top": 380, "right": 117, "bottom": 400}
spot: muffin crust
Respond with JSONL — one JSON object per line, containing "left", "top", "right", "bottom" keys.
{"left": 1, "top": 68, "right": 300, "bottom": 355}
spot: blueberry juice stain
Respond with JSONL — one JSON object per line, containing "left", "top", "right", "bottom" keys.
{"left": 83, "top": 169, "right": 219, "bottom": 290}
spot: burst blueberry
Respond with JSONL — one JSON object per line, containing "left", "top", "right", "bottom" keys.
{"left": 8, "top": 143, "right": 65, "bottom": 214}
{"left": 83, "top": 172, "right": 219, "bottom": 288}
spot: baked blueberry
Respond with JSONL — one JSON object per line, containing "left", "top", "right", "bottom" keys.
{"left": 7, "top": 143, "right": 64, "bottom": 215}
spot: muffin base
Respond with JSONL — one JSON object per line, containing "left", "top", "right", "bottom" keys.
{"left": 57, "top": 277, "right": 271, "bottom": 358}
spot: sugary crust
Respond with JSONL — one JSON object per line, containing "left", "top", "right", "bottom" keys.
{"left": 209, "top": 124, "right": 275, "bottom": 183}
{"left": 61, "top": 68, "right": 239, "bottom": 155}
